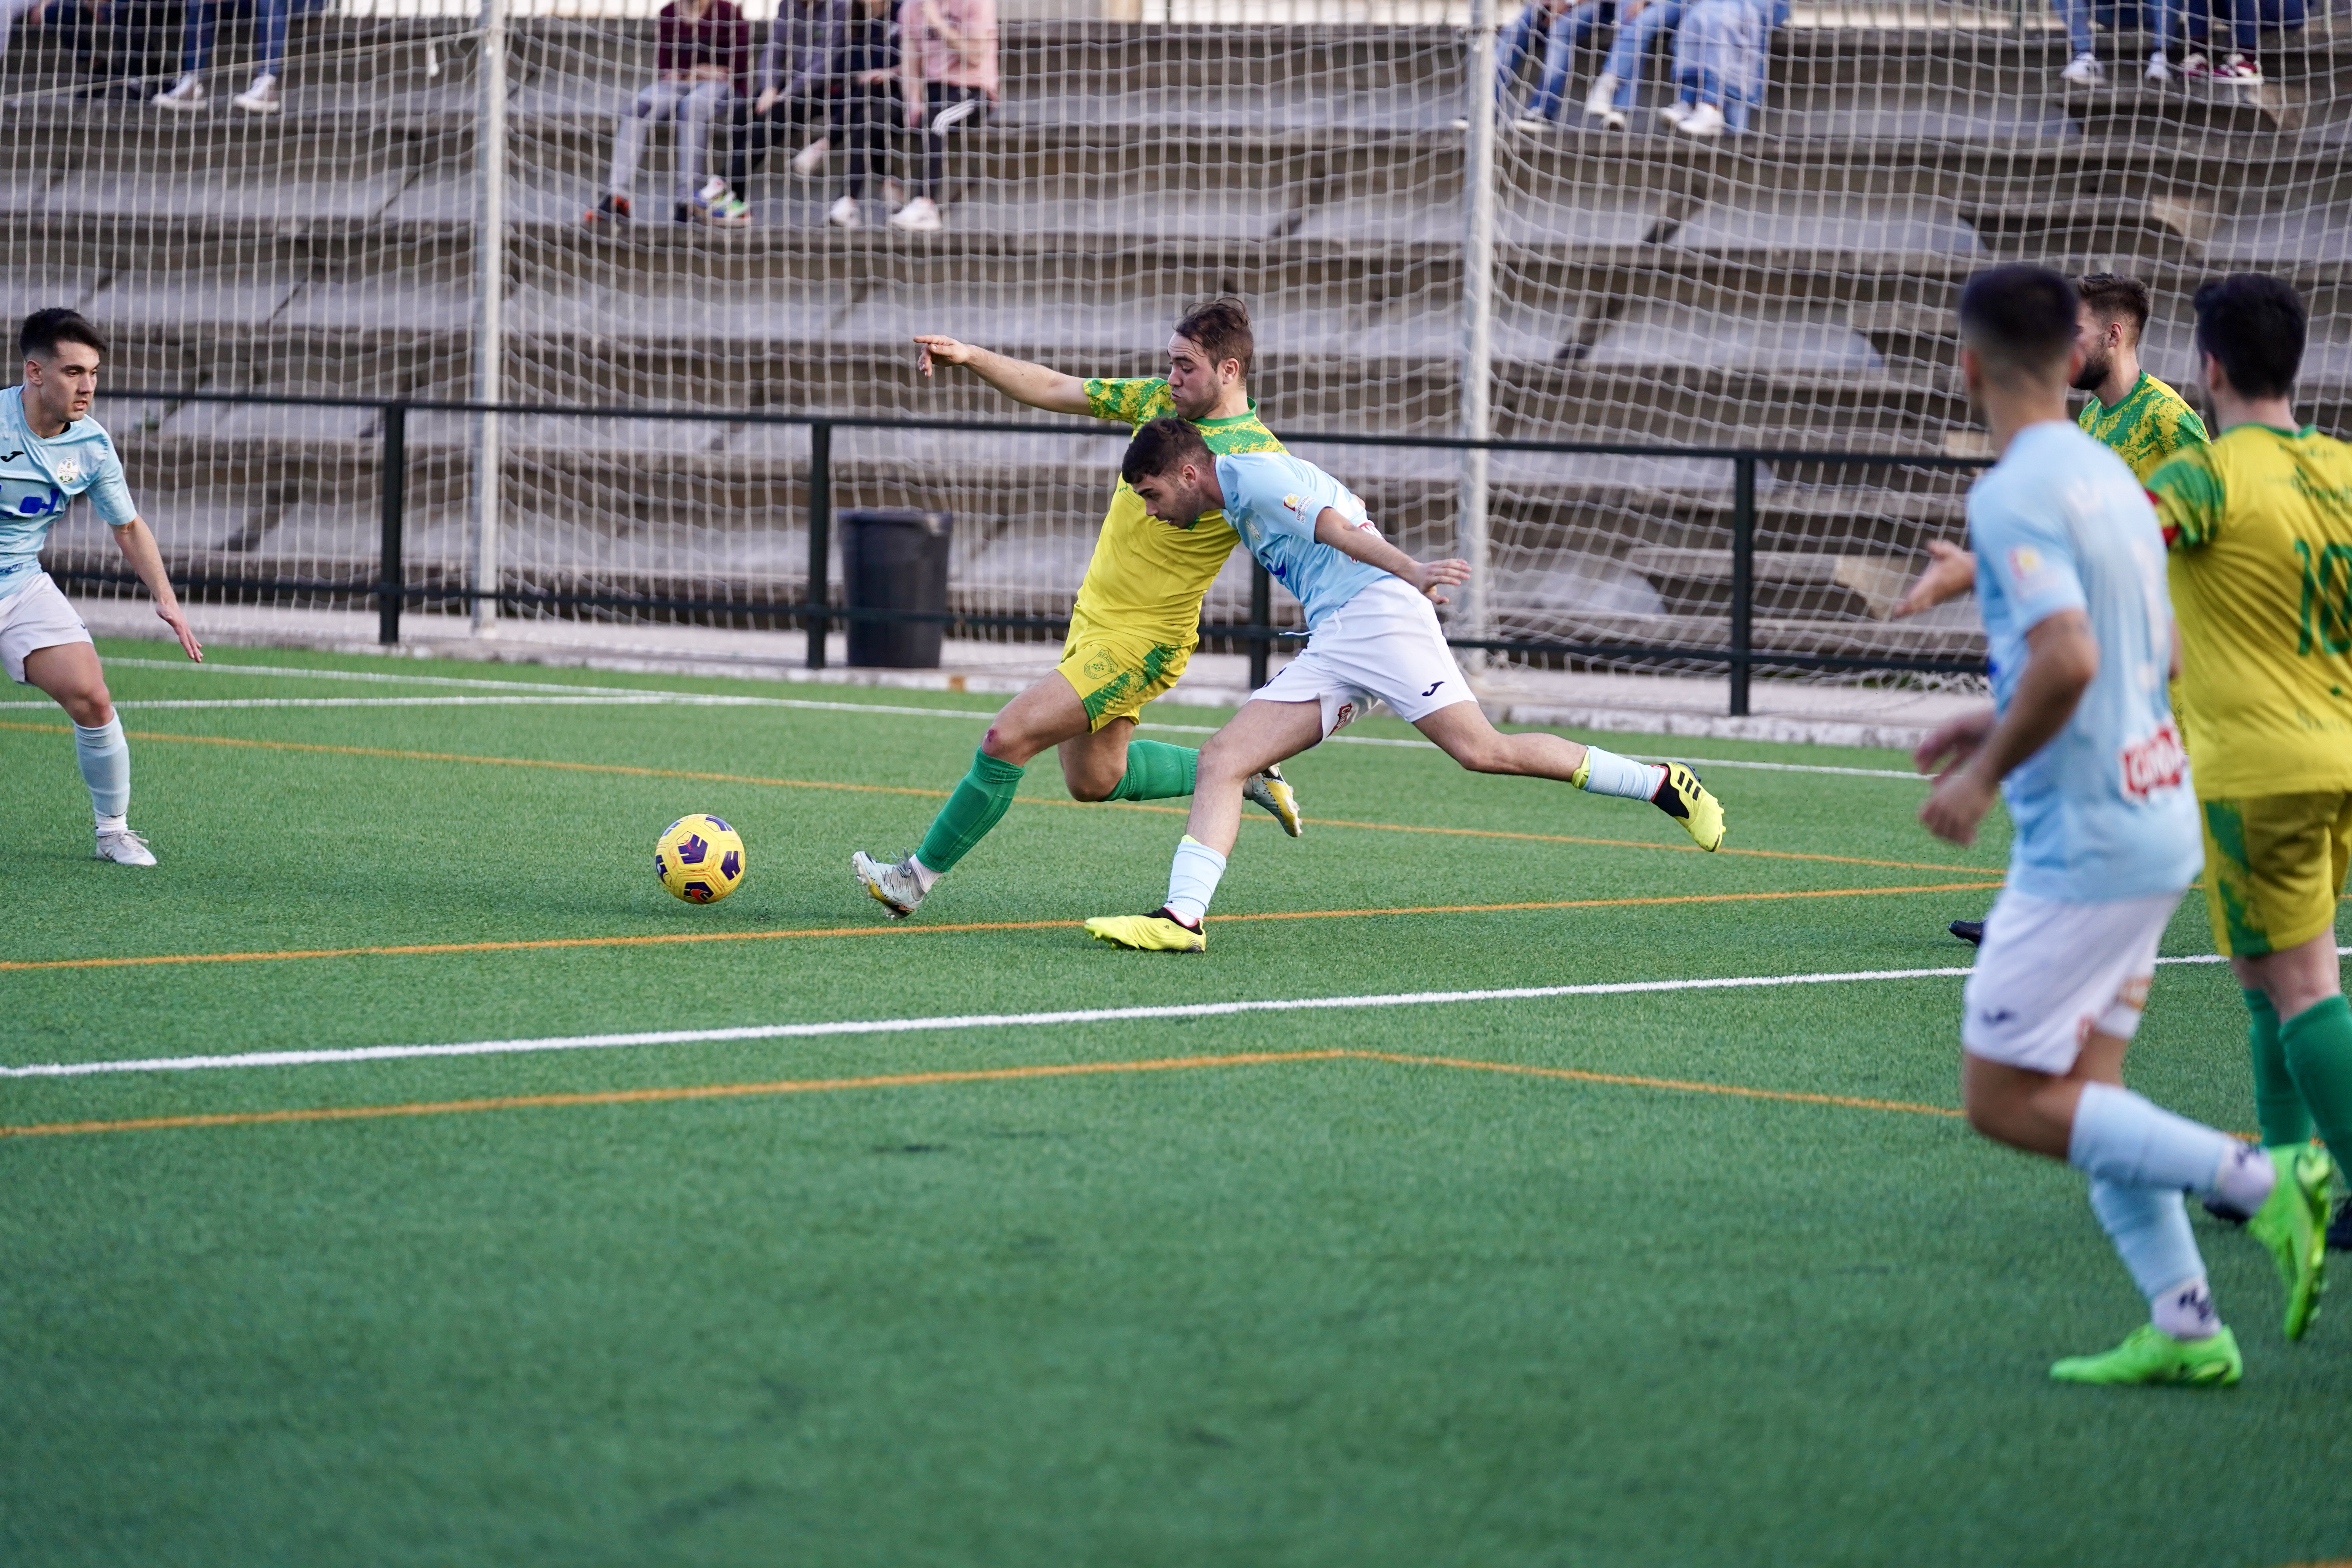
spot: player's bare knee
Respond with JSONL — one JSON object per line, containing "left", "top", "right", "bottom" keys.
{"left": 64, "top": 688, "right": 113, "bottom": 728}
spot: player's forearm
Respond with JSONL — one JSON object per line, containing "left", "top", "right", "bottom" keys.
{"left": 956, "top": 348, "right": 1089, "bottom": 415}
{"left": 1312, "top": 511, "right": 1413, "bottom": 577}
{"left": 111, "top": 520, "right": 183, "bottom": 613}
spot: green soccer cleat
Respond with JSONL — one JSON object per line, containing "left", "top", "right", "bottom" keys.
{"left": 2049, "top": 1323, "right": 2243, "bottom": 1387}
{"left": 1243, "top": 764, "right": 1304, "bottom": 837}
{"left": 1084, "top": 909, "right": 1206, "bottom": 953}
{"left": 2249, "top": 1142, "right": 2334, "bottom": 1341}
{"left": 1652, "top": 761, "right": 1725, "bottom": 851}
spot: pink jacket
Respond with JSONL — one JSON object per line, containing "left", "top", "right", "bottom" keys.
{"left": 899, "top": 0, "right": 998, "bottom": 99}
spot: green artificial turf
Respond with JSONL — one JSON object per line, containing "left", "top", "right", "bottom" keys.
{"left": 1, "top": 638, "right": 2346, "bottom": 1567}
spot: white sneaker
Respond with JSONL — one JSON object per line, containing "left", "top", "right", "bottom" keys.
{"left": 2060, "top": 51, "right": 2104, "bottom": 84}
{"left": 790, "top": 136, "right": 830, "bottom": 177}
{"left": 1660, "top": 97, "right": 1694, "bottom": 126}
{"left": 95, "top": 826, "right": 157, "bottom": 866}
{"left": 887, "top": 195, "right": 942, "bottom": 232}
{"left": 880, "top": 175, "right": 907, "bottom": 209}
{"left": 826, "top": 194, "right": 861, "bottom": 228}
{"left": 2214, "top": 51, "right": 2262, "bottom": 82}
{"left": 1242, "top": 764, "right": 1304, "bottom": 837}
{"left": 2181, "top": 50, "right": 2212, "bottom": 76}
{"left": 699, "top": 174, "right": 730, "bottom": 204}
{"left": 1513, "top": 111, "right": 1548, "bottom": 130}
{"left": 230, "top": 73, "right": 279, "bottom": 113}
{"left": 1583, "top": 73, "right": 1619, "bottom": 118}
{"left": 1677, "top": 100, "right": 1726, "bottom": 137}
{"left": 852, "top": 849, "right": 928, "bottom": 918}
{"left": 151, "top": 74, "right": 205, "bottom": 110}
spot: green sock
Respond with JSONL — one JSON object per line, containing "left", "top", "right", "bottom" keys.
{"left": 2246, "top": 989, "right": 2313, "bottom": 1147}
{"left": 1103, "top": 739, "right": 1198, "bottom": 803}
{"left": 915, "top": 748, "right": 1025, "bottom": 873}
{"left": 2280, "top": 993, "right": 2352, "bottom": 1156}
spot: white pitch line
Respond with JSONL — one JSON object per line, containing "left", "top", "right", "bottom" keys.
{"left": 94, "top": 658, "right": 1927, "bottom": 775}
{"left": 0, "top": 955, "right": 2257, "bottom": 1079}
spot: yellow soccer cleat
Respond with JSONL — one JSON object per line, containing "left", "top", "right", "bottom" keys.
{"left": 1084, "top": 908, "right": 1207, "bottom": 953}
{"left": 1242, "top": 764, "right": 1304, "bottom": 838}
{"left": 1652, "top": 761, "right": 1725, "bottom": 851}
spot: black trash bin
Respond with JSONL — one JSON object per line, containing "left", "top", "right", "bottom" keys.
{"left": 841, "top": 509, "right": 953, "bottom": 668}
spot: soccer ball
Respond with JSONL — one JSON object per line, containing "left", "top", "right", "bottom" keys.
{"left": 655, "top": 814, "right": 745, "bottom": 904}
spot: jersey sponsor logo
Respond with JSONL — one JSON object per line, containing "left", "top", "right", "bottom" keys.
{"left": 2005, "top": 544, "right": 2055, "bottom": 595}
{"left": 1283, "top": 493, "right": 1305, "bottom": 513}
{"left": 2117, "top": 719, "right": 2187, "bottom": 801}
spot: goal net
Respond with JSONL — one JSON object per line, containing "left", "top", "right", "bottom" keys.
{"left": 5, "top": 0, "right": 2347, "bottom": 685}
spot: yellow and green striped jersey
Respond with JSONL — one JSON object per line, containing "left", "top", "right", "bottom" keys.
{"left": 2148, "top": 423, "right": 2352, "bottom": 796}
{"left": 2077, "top": 372, "right": 2209, "bottom": 482}
{"left": 1071, "top": 378, "right": 1284, "bottom": 649}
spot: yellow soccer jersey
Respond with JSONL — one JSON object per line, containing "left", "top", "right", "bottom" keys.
{"left": 2078, "top": 372, "right": 2209, "bottom": 481}
{"left": 2149, "top": 423, "right": 2352, "bottom": 797}
{"left": 1071, "top": 377, "right": 1284, "bottom": 648}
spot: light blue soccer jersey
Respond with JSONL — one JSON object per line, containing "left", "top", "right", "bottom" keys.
{"left": 1969, "top": 419, "right": 2201, "bottom": 902}
{"left": 0, "top": 386, "right": 138, "bottom": 603}
{"left": 1213, "top": 452, "right": 1387, "bottom": 632}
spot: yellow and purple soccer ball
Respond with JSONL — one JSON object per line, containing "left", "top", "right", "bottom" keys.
{"left": 655, "top": 814, "right": 745, "bottom": 904}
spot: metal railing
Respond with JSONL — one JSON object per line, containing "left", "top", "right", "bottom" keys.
{"left": 59, "top": 388, "right": 1994, "bottom": 718}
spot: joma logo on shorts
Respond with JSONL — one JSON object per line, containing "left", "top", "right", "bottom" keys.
{"left": 2118, "top": 720, "right": 2186, "bottom": 800}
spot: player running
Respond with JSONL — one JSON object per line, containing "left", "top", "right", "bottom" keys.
{"left": 1897, "top": 272, "right": 2211, "bottom": 945}
{"left": 2146, "top": 274, "right": 2352, "bottom": 1256}
{"left": 1083, "top": 419, "right": 1724, "bottom": 953}
{"left": 1915, "top": 265, "right": 2323, "bottom": 1388}
{"left": 851, "top": 299, "right": 1303, "bottom": 918}
{"left": 3, "top": 309, "right": 203, "bottom": 866}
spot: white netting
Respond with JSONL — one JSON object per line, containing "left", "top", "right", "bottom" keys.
{"left": 6, "top": 0, "right": 2348, "bottom": 677}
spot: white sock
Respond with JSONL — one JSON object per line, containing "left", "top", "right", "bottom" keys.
{"left": 1164, "top": 835, "right": 1227, "bottom": 927}
{"left": 1573, "top": 744, "right": 1666, "bottom": 801}
{"left": 2210, "top": 1142, "right": 2278, "bottom": 1213}
{"left": 95, "top": 812, "right": 127, "bottom": 835}
{"left": 908, "top": 855, "right": 940, "bottom": 893}
{"left": 2068, "top": 1081, "right": 2239, "bottom": 1195}
{"left": 73, "top": 716, "right": 131, "bottom": 821}
{"left": 2150, "top": 1276, "right": 2221, "bottom": 1341}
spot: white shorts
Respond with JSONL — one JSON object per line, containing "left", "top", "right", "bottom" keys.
{"left": 1960, "top": 886, "right": 2183, "bottom": 1073}
{"left": 0, "top": 572, "right": 93, "bottom": 686}
{"left": 1255, "top": 575, "right": 1476, "bottom": 740}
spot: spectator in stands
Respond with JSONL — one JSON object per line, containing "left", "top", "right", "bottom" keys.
{"left": 150, "top": 0, "right": 306, "bottom": 113}
{"left": 584, "top": 0, "right": 752, "bottom": 229}
{"left": 711, "top": 0, "right": 847, "bottom": 218}
{"left": 1581, "top": 0, "right": 1682, "bottom": 129}
{"left": 2, "top": 0, "right": 47, "bottom": 69}
{"left": 819, "top": 0, "right": 900, "bottom": 229}
{"left": 891, "top": 0, "right": 995, "bottom": 232}
{"left": 9, "top": 0, "right": 175, "bottom": 96}
{"left": 2053, "top": 0, "right": 2184, "bottom": 83}
{"left": 1664, "top": 0, "right": 1784, "bottom": 137}
{"left": 1494, "top": 0, "right": 1598, "bottom": 125}
{"left": 2181, "top": 0, "right": 2299, "bottom": 83}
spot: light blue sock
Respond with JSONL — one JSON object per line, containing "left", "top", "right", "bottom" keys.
{"left": 2087, "top": 1179, "right": 2218, "bottom": 1337}
{"left": 73, "top": 716, "right": 130, "bottom": 822}
{"left": 1163, "top": 835, "right": 1227, "bottom": 927}
{"left": 2067, "top": 1081, "right": 2236, "bottom": 1196}
{"left": 1573, "top": 744, "right": 1666, "bottom": 801}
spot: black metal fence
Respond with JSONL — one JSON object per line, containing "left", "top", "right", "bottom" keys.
{"left": 62, "top": 390, "right": 1994, "bottom": 719}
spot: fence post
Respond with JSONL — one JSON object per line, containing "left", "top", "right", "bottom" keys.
{"left": 1456, "top": 0, "right": 1499, "bottom": 664}
{"left": 379, "top": 401, "right": 407, "bottom": 646}
{"left": 1249, "top": 560, "right": 1271, "bottom": 691}
{"left": 1729, "top": 454, "right": 1755, "bottom": 717}
{"left": 471, "top": 0, "right": 509, "bottom": 636}
{"left": 807, "top": 422, "right": 832, "bottom": 669}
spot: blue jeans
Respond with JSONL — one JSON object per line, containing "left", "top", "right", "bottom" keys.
{"left": 181, "top": 0, "right": 288, "bottom": 76}
{"left": 1599, "top": 0, "right": 1684, "bottom": 111}
{"left": 2051, "top": 0, "right": 2190, "bottom": 54}
{"left": 2186, "top": 0, "right": 2304, "bottom": 52}
{"left": 1496, "top": 4, "right": 1612, "bottom": 120}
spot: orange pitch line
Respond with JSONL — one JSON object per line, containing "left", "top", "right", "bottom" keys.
{"left": 0, "top": 720, "right": 1995, "bottom": 877}
{"left": 0, "top": 882, "right": 2002, "bottom": 973}
{"left": 0, "top": 1047, "right": 1969, "bottom": 1142}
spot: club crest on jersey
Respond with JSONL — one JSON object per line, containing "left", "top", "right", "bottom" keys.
{"left": 1284, "top": 493, "right": 1305, "bottom": 513}
{"left": 2118, "top": 719, "right": 2187, "bottom": 801}
{"left": 50, "top": 456, "right": 83, "bottom": 485}
{"left": 1330, "top": 701, "right": 1357, "bottom": 733}
{"left": 2005, "top": 543, "right": 2057, "bottom": 595}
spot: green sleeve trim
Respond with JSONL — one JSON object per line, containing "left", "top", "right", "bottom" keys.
{"left": 2149, "top": 451, "right": 2225, "bottom": 548}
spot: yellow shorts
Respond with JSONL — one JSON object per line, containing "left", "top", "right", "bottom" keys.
{"left": 2200, "top": 792, "right": 2352, "bottom": 956}
{"left": 1055, "top": 627, "right": 1190, "bottom": 731}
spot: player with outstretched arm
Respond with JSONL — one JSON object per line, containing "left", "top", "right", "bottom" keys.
{"left": 1083, "top": 418, "right": 1724, "bottom": 953}
{"left": 1913, "top": 265, "right": 2325, "bottom": 1388}
{"left": 851, "top": 298, "right": 1303, "bottom": 919}
{"left": 2, "top": 309, "right": 202, "bottom": 865}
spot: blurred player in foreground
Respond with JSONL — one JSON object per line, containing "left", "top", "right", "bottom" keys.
{"left": 1084, "top": 419, "right": 1724, "bottom": 953}
{"left": 1915, "top": 265, "right": 2323, "bottom": 1388}
{"left": 3, "top": 309, "right": 202, "bottom": 865}
{"left": 2146, "top": 274, "right": 2352, "bottom": 1254}
{"left": 851, "top": 299, "right": 1302, "bottom": 919}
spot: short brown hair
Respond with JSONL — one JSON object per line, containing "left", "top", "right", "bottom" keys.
{"left": 20, "top": 308, "right": 105, "bottom": 363}
{"left": 1173, "top": 296, "right": 1253, "bottom": 380}
{"left": 1121, "top": 416, "right": 1214, "bottom": 486}
{"left": 1960, "top": 265, "right": 2078, "bottom": 382}
{"left": 2076, "top": 274, "right": 2152, "bottom": 339}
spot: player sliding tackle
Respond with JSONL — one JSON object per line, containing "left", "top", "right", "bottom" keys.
{"left": 852, "top": 299, "right": 1303, "bottom": 918}
{"left": 1085, "top": 419, "right": 1724, "bottom": 953}
{"left": 1915, "top": 265, "right": 2326, "bottom": 1389}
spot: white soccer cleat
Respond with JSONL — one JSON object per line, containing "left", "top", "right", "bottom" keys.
{"left": 1677, "top": 101, "right": 1726, "bottom": 137}
{"left": 151, "top": 74, "right": 205, "bottom": 110}
{"left": 94, "top": 826, "right": 157, "bottom": 866}
{"left": 827, "top": 194, "right": 862, "bottom": 229}
{"left": 1242, "top": 764, "right": 1304, "bottom": 837}
{"left": 231, "top": 73, "right": 280, "bottom": 113}
{"left": 2060, "top": 50, "right": 2104, "bottom": 84}
{"left": 853, "top": 849, "right": 928, "bottom": 918}
{"left": 888, "top": 196, "right": 942, "bottom": 232}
